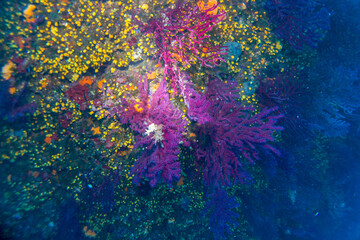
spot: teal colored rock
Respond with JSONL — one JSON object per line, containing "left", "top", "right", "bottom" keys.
{"left": 224, "top": 41, "right": 242, "bottom": 61}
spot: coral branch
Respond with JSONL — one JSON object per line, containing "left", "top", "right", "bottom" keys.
{"left": 137, "top": 1, "right": 227, "bottom": 92}
{"left": 193, "top": 78, "right": 283, "bottom": 186}
{"left": 116, "top": 76, "right": 187, "bottom": 187}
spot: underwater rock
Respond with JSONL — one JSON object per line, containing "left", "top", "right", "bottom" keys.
{"left": 224, "top": 41, "right": 242, "bottom": 61}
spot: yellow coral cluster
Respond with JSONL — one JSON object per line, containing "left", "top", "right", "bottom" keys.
{"left": 215, "top": 0, "right": 279, "bottom": 77}
{"left": 31, "top": 0, "right": 136, "bottom": 82}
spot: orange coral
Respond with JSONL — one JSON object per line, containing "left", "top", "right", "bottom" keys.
{"left": 91, "top": 127, "right": 101, "bottom": 135}
{"left": 197, "top": 0, "right": 218, "bottom": 15}
{"left": 79, "top": 76, "right": 93, "bottom": 86}
{"left": 98, "top": 79, "right": 106, "bottom": 89}
{"left": 44, "top": 136, "right": 52, "bottom": 144}
{"left": 40, "top": 78, "right": 49, "bottom": 88}
{"left": 134, "top": 104, "right": 143, "bottom": 113}
{"left": 23, "top": 4, "right": 37, "bottom": 23}
{"left": 2, "top": 60, "right": 16, "bottom": 80}
{"left": 170, "top": 52, "right": 182, "bottom": 62}
{"left": 83, "top": 226, "right": 96, "bottom": 237}
{"left": 9, "top": 87, "right": 16, "bottom": 95}
{"left": 125, "top": 84, "right": 135, "bottom": 91}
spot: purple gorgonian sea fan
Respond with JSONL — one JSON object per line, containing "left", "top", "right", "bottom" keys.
{"left": 135, "top": 1, "right": 227, "bottom": 93}
{"left": 173, "top": 70, "right": 213, "bottom": 124}
{"left": 115, "top": 75, "right": 188, "bottom": 187}
{"left": 193, "top": 77, "right": 284, "bottom": 186}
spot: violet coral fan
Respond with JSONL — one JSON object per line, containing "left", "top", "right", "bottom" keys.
{"left": 116, "top": 76, "right": 187, "bottom": 187}
{"left": 203, "top": 188, "right": 239, "bottom": 240}
{"left": 175, "top": 71, "right": 212, "bottom": 124}
{"left": 193, "top": 78, "right": 283, "bottom": 186}
{"left": 137, "top": 1, "right": 227, "bottom": 93}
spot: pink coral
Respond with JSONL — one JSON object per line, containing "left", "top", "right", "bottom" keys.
{"left": 116, "top": 76, "right": 188, "bottom": 187}
{"left": 193, "top": 78, "right": 283, "bottom": 186}
{"left": 137, "top": 1, "right": 227, "bottom": 94}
